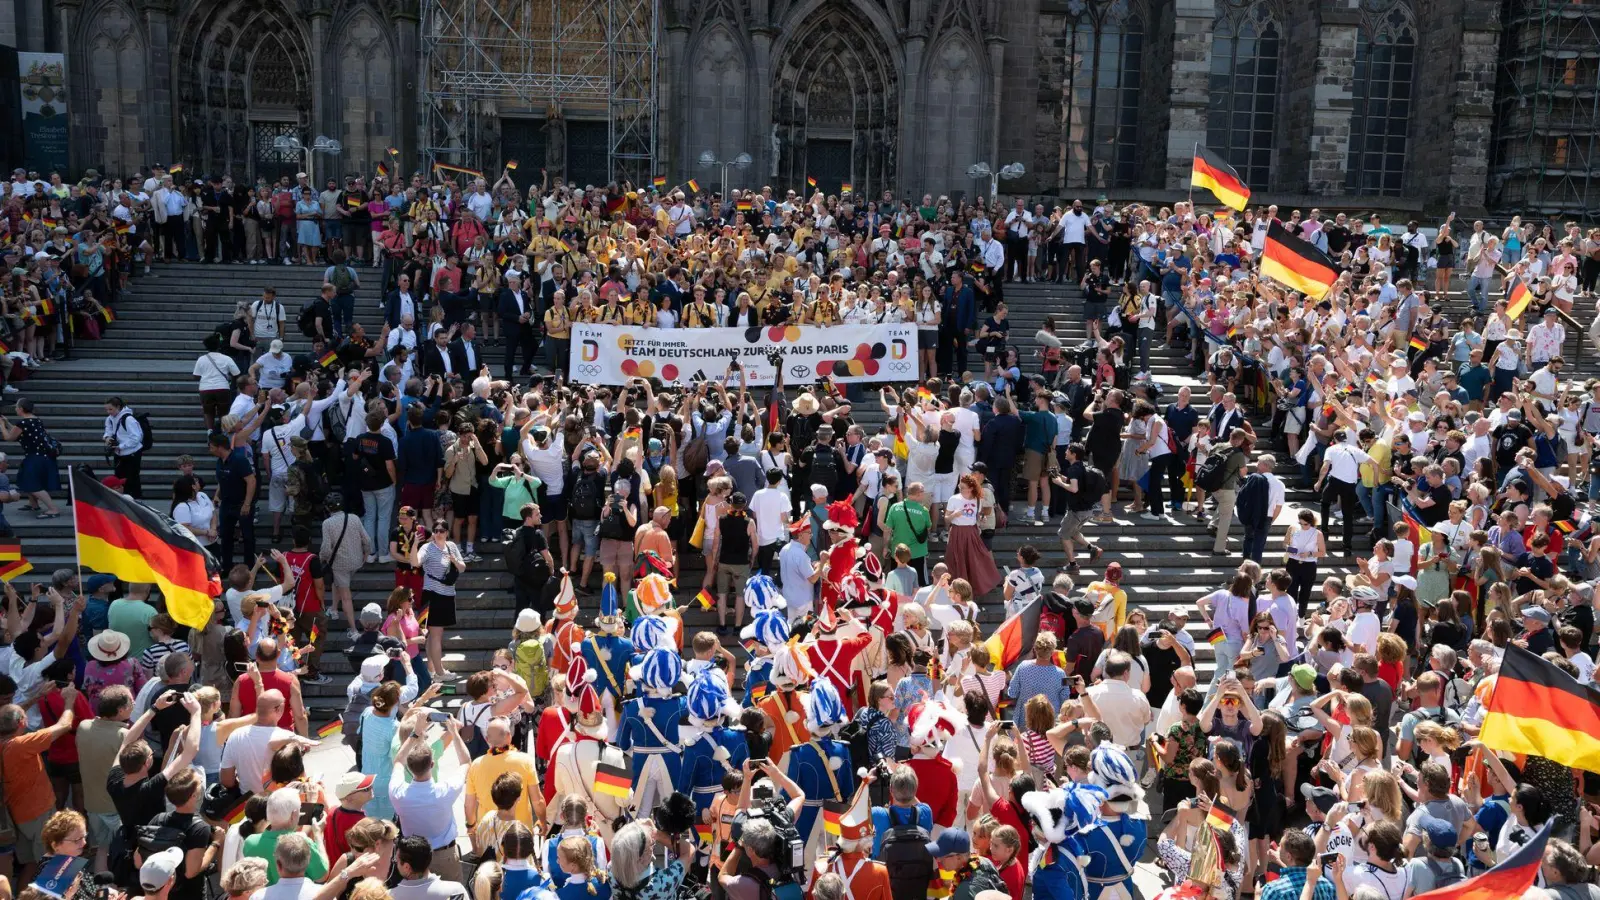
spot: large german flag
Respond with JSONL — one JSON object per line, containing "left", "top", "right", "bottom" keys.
{"left": 1261, "top": 221, "right": 1339, "bottom": 300}
{"left": 983, "top": 594, "right": 1043, "bottom": 671}
{"left": 1191, "top": 145, "right": 1251, "bottom": 211}
{"left": 71, "top": 467, "right": 221, "bottom": 631}
{"left": 1480, "top": 644, "right": 1600, "bottom": 772}
{"left": 1411, "top": 819, "right": 1549, "bottom": 900}
{"left": 1505, "top": 279, "right": 1533, "bottom": 320}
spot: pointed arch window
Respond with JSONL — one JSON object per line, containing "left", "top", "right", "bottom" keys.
{"left": 1346, "top": 0, "right": 1415, "bottom": 196}
{"left": 1061, "top": 0, "right": 1144, "bottom": 189}
{"left": 1208, "top": 0, "right": 1281, "bottom": 188}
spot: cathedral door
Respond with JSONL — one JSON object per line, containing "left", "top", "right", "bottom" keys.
{"left": 804, "top": 139, "right": 853, "bottom": 196}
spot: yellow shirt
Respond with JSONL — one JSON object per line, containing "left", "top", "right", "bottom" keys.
{"left": 596, "top": 303, "right": 626, "bottom": 324}
{"left": 1086, "top": 580, "right": 1127, "bottom": 640}
{"left": 627, "top": 300, "right": 656, "bottom": 326}
{"left": 1360, "top": 439, "right": 1392, "bottom": 488}
{"left": 684, "top": 301, "right": 718, "bottom": 328}
{"left": 544, "top": 306, "right": 571, "bottom": 339}
{"left": 808, "top": 298, "right": 839, "bottom": 326}
{"left": 466, "top": 750, "right": 541, "bottom": 828}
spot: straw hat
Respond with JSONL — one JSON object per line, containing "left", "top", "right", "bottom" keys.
{"left": 89, "top": 630, "right": 131, "bottom": 663}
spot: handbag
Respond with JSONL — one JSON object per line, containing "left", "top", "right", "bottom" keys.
{"left": 437, "top": 543, "right": 463, "bottom": 586}
{"left": 688, "top": 511, "right": 707, "bottom": 551}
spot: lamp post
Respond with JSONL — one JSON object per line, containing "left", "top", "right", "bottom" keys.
{"left": 272, "top": 134, "right": 344, "bottom": 183}
{"left": 698, "top": 150, "right": 753, "bottom": 198}
{"left": 967, "top": 161, "right": 1025, "bottom": 202}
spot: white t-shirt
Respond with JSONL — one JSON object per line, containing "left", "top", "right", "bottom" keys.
{"left": 226, "top": 584, "right": 286, "bottom": 628}
{"left": 220, "top": 723, "right": 299, "bottom": 794}
{"left": 250, "top": 301, "right": 284, "bottom": 341}
{"left": 945, "top": 495, "right": 981, "bottom": 526}
{"left": 193, "top": 353, "right": 240, "bottom": 392}
{"left": 949, "top": 407, "right": 979, "bottom": 455}
{"left": 941, "top": 722, "right": 994, "bottom": 792}
{"left": 1343, "top": 861, "right": 1410, "bottom": 900}
{"left": 749, "top": 486, "right": 791, "bottom": 546}
{"left": 256, "top": 352, "right": 294, "bottom": 391}
{"left": 1349, "top": 610, "right": 1382, "bottom": 655}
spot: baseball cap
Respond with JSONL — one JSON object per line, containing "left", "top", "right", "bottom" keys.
{"left": 360, "top": 602, "right": 384, "bottom": 624}
{"left": 1391, "top": 574, "right": 1418, "bottom": 591}
{"left": 1412, "top": 814, "right": 1458, "bottom": 850}
{"left": 926, "top": 827, "right": 972, "bottom": 859}
{"left": 141, "top": 847, "right": 185, "bottom": 891}
{"left": 1289, "top": 663, "right": 1317, "bottom": 692}
{"left": 516, "top": 609, "right": 541, "bottom": 633}
{"left": 101, "top": 474, "right": 126, "bottom": 489}
{"left": 270, "top": 339, "right": 284, "bottom": 353}
{"left": 1300, "top": 783, "right": 1338, "bottom": 814}
{"left": 334, "top": 771, "right": 376, "bottom": 803}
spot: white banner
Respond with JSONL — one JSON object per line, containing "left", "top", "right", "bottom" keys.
{"left": 570, "top": 323, "right": 918, "bottom": 386}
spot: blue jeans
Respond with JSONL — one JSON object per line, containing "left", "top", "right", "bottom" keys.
{"left": 1468, "top": 276, "right": 1490, "bottom": 313}
{"left": 332, "top": 294, "right": 355, "bottom": 339}
{"left": 1208, "top": 639, "right": 1242, "bottom": 696}
{"left": 361, "top": 486, "right": 395, "bottom": 560}
{"left": 1242, "top": 527, "right": 1268, "bottom": 562}
{"left": 411, "top": 653, "right": 432, "bottom": 695}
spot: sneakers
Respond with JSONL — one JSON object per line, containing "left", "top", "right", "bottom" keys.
{"left": 1139, "top": 512, "right": 1163, "bottom": 521}
{"left": 345, "top": 629, "right": 361, "bottom": 642}
{"left": 302, "top": 672, "right": 333, "bottom": 686}
{"left": 365, "top": 554, "right": 378, "bottom": 565}
{"left": 377, "top": 554, "right": 393, "bottom": 565}
{"left": 1033, "top": 516, "right": 1045, "bottom": 527}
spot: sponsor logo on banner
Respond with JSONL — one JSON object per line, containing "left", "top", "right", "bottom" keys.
{"left": 569, "top": 323, "right": 917, "bottom": 386}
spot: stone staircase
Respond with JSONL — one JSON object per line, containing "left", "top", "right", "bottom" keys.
{"left": 20, "top": 263, "right": 1586, "bottom": 713}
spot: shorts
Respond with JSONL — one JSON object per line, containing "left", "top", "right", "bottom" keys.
{"left": 918, "top": 330, "right": 937, "bottom": 350}
{"left": 1091, "top": 450, "right": 1119, "bottom": 474}
{"left": 451, "top": 492, "right": 480, "bottom": 514}
{"left": 1284, "top": 406, "right": 1307, "bottom": 435}
{"left": 1022, "top": 449, "right": 1047, "bottom": 481}
{"left": 200, "top": 389, "right": 232, "bottom": 421}
{"left": 87, "top": 811, "right": 120, "bottom": 849}
{"left": 331, "top": 563, "right": 359, "bottom": 589}
{"left": 1084, "top": 301, "right": 1106, "bottom": 322}
{"left": 478, "top": 293, "right": 499, "bottom": 314}
{"left": 268, "top": 473, "right": 289, "bottom": 513}
{"left": 572, "top": 519, "right": 601, "bottom": 556}
{"left": 599, "top": 538, "right": 633, "bottom": 577}
{"left": 400, "top": 482, "right": 434, "bottom": 511}
{"left": 540, "top": 492, "right": 568, "bottom": 523}
{"left": 12, "top": 808, "right": 49, "bottom": 865}
{"left": 44, "top": 759, "right": 81, "bottom": 782}
{"left": 925, "top": 473, "right": 957, "bottom": 505}
{"left": 418, "top": 589, "right": 457, "bottom": 628}
{"left": 1058, "top": 507, "right": 1094, "bottom": 542}
{"left": 717, "top": 562, "right": 751, "bottom": 595}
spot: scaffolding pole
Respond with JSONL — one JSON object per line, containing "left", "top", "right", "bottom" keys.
{"left": 419, "top": 0, "right": 659, "bottom": 185}
{"left": 1490, "top": 0, "right": 1600, "bottom": 216}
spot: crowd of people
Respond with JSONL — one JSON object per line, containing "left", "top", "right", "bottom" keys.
{"left": 0, "top": 160, "right": 1598, "bottom": 900}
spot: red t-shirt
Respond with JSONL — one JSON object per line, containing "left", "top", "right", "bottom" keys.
{"left": 37, "top": 690, "right": 93, "bottom": 763}
{"left": 994, "top": 857, "right": 1025, "bottom": 899}
{"left": 323, "top": 805, "right": 366, "bottom": 862}
{"left": 1378, "top": 659, "right": 1404, "bottom": 694}
{"left": 990, "top": 797, "right": 1031, "bottom": 863}
{"left": 283, "top": 550, "right": 324, "bottom": 614}
{"left": 239, "top": 669, "right": 297, "bottom": 730}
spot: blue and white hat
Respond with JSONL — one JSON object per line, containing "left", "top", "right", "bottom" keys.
{"left": 630, "top": 614, "right": 673, "bottom": 652}
{"left": 637, "top": 647, "right": 683, "bottom": 692}
{"left": 804, "top": 678, "right": 849, "bottom": 731}
{"left": 740, "top": 609, "right": 789, "bottom": 648}
{"left": 686, "top": 671, "right": 739, "bottom": 722}
{"left": 1090, "top": 743, "right": 1147, "bottom": 815}
{"left": 1021, "top": 784, "right": 1108, "bottom": 846}
{"left": 744, "top": 573, "right": 786, "bottom": 612}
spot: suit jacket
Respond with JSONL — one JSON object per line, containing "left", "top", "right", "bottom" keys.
{"left": 498, "top": 288, "right": 535, "bottom": 327}
{"left": 384, "top": 289, "right": 418, "bottom": 329}
{"left": 449, "top": 338, "right": 483, "bottom": 375}
{"left": 419, "top": 342, "right": 454, "bottom": 379}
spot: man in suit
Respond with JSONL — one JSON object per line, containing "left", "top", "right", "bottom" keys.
{"left": 498, "top": 273, "right": 538, "bottom": 378}
{"left": 385, "top": 274, "right": 418, "bottom": 329}
{"left": 201, "top": 174, "right": 233, "bottom": 264}
{"left": 419, "top": 325, "right": 455, "bottom": 380}
{"left": 450, "top": 322, "right": 484, "bottom": 376}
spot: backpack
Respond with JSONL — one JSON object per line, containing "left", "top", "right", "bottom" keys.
{"left": 1423, "top": 857, "right": 1464, "bottom": 890}
{"left": 1072, "top": 464, "right": 1107, "bottom": 509}
{"left": 119, "top": 411, "right": 154, "bottom": 455}
{"left": 514, "top": 636, "right": 550, "bottom": 699}
{"left": 808, "top": 445, "right": 840, "bottom": 493}
{"left": 570, "top": 473, "right": 604, "bottom": 520}
{"left": 504, "top": 527, "right": 549, "bottom": 583}
{"left": 341, "top": 683, "right": 375, "bottom": 749}
{"left": 298, "top": 301, "right": 321, "bottom": 338}
{"left": 1194, "top": 449, "right": 1237, "bottom": 492}
{"left": 323, "top": 396, "right": 350, "bottom": 446}
{"left": 135, "top": 820, "right": 188, "bottom": 858}
{"left": 880, "top": 806, "right": 936, "bottom": 900}
{"left": 1039, "top": 591, "right": 1073, "bottom": 642}
{"left": 598, "top": 500, "right": 633, "bottom": 541}
{"left": 330, "top": 265, "right": 356, "bottom": 295}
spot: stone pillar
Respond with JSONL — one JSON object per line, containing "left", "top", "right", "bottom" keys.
{"left": 899, "top": 33, "right": 925, "bottom": 194}
{"left": 987, "top": 37, "right": 1006, "bottom": 193}
{"left": 1410, "top": 0, "right": 1497, "bottom": 212}
{"left": 0, "top": 2, "right": 17, "bottom": 50}
{"left": 749, "top": 27, "right": 775, "bottom": 185}
{"left": 54, "top": 0, "right": 83, "bottom": 173}
{"left": 1279, "top": 1, "right": 1358, "bottom": 195}
{"left": 137, "top": 0, "right": 175, "bottom": 167}
{"left": 20, "top": 0, "right": 45, "bottom": 50}
{"left": 995, "top": 0, "right": 1040, "bottom": 195}
{"left": 394, "top": 0, "right": 420, "bottom": 169}
{"left": 1163, "top": 0, "right": 1213, "bottom": 190}
{"left": 308, "top": 0, "right": 332, "bottom": 178}
{"left": 665, "top": 24, "right": 691, "bottom": 184}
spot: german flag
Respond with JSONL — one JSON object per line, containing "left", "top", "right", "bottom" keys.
{"left": 100, "top": 308, "right": 116, "bottom": 324}
{"left": 652, "top": 176, "right": 667, "bottom": 188}
{"left": 387, "top": 147, "right": 400, "bottom": 158}
{"left": 113, "top": 218, "right": 131, "bottom": 235}
{"left": 1190, "top": 145, "right": 1251, "bottom": 212}
{"left": 1206, "top": 627, "right": 1226, "bottom": 646}
{"left": 1402, "top": 507, "right": 1431, "bottom": 571}
{"left": 694, "top": 588, "right": 714, "bottom": 611}
{"left": 686, "top": 179, "right": 701, "bottom": 193}
{"left": 982, "top": 595, "right": 1043, "bottom": 670}
{"left": 841, "top": 183, "right": 853, "bottom": 194}
{"left": 72, "top": 467, "right": 221, "bottom": 631}
{"left": 821, "top": 801, "right": 846, "bottom": 836}
{"left": 594, "top": 761, "right": 632, "bottom": 799}
{"left": 316, "top": 719, "right": 342, "bottom": 739}
{"left": 433, "top": 163, "right": 485, "bottom": 181}
{"left": 1556, "top": 519, "right": 1577, "bottom": 534}
{"left": 0, "top": 559, "right": 32, "bottom": 582}
{"left": 806, "top": 176, "right": 817, "bottom": 188}
{"left": 224, "top": 796, "right": 249, "bottom": 824}
{"left": 694, "top": 823, "right": 714, "bottom": 845}
{"left": 1408, "top": 335, "right": 1427, "bottom": 352}
{"left": 1506, "top": 279, "right": 1533, "bottom": 320}
{"left": 1261, "top": 221, "right": 1338, "bottom": 300}
{"left": 169, "top": 163, "right": 185, "bottom": 175}
{"left": 1205, "top": 800, "right": 1237, "bottom": 831}
{"left": 1481, "top": 645, "right": 1600, "bottom": 772}
{"left": 0, "top": 544, "right": 21, "bottom": 562}
{"left": 749, "top": 682, "right": 769, "bottom": 701}
{"left": 376, "top": 162, "right": 389, "bottom": 179}
{"left": 319, "top": 349, "right": 339, "bottom": 368}
{"left": 735, "top": 200, "right": 753, "bottom": 212}
{"left": 505, "top": 159, "right": 518, "bottom": 171}
{"left": 1409, "top": 820, "right": 1550, "bottom": 900}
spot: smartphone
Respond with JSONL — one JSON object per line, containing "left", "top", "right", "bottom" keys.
{"left": 427, "top": 710, "right": 452, "bottom": 724}
{"left": 1318, "top": 852, "right": 1339, "bottom": 868}
{"left": 298, "top": 802, "right": 325, "bottom": 827}
{"left": 999, "top": 720, "right": 1016, "bottom": 731}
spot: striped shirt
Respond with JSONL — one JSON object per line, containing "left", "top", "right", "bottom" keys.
{"left": 139, "top": 639, "right": 190, "bottom": 676}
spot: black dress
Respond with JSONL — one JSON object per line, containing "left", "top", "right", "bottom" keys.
{"left": 1247, "top": 736, "right": 1284, "bottom": 839}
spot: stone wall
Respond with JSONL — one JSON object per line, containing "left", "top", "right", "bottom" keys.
{"left": 1408, "top": 0, "right": 1498, "bottom": 213}
{"left": 1136, "top": 0, "right": 1175, "bottom": 191}
{"left": 1162, "top": 0, "right": 1212, "bottom": 190}
{"left": 997, "top": 0, "right": 1045, "bottom": 195}
{"left": 1277, "top": 1, "right": 1358, "bottom": 195}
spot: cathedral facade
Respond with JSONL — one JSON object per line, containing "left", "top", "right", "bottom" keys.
{"left": 0, "top": 0, "right": 1561, "bottom": 214}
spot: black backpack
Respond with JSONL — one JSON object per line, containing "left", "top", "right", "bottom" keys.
{"left": 1194, "top": 449, "right": 1237, "bottom": 492}
{"left": 570, "top": 473, "right": 604, "bottom": 520}
{"left": 1078, "top": 464, "right": 1107, "bottom": 505}
{"left": 880, "top": 807, "right": 936, "bottom": 900}
{"left": 808, "top": 445, "right": 840, "bottom": 493}
{"left": 298, "top": 301, "right": 321, "bottom": 338}
{"left": 598, "top": 500, "right": 632, "bottom": 541}
{"left": 119, "top": 411, "right": 154, "bottom": 455}
{"left": 1423, "top": 857, "right": 1464, "bottom": 890}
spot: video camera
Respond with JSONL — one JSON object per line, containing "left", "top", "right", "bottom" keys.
{"left": 728, "top": 789, "right": 806, "bottom": 883}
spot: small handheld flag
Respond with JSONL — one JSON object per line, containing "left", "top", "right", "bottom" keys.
{"left": 316, "top": 719, "right": 342, "bottom": 739}
{"left": 652, "top": 176, "right": 668, "bottom": 188}
{"left": 695, "top": 588, "right": 714, "bottom": 611}
{"left": 735, "top": 200, "right": 753, "bottom": 212}
{"left": 841, "top": 183, "right": 853, "bottom": 194}
{"left": 113, "top": 219, "right": 131, "bottom": 235}
{"left": 1206, "top": 627, "right": 1226, "bottom": 646}
{"left": 1506, "top": 279, "right": 1533, "bottom": 320}
{"left": 0, "top": 544, "right": 21, "bottom": 562}
{"left": 749, "top": 682, "right": 769, "bottom": 701}
{"left": 694, "top": 823, "right": 715, "bottom": 845}
{"left": 505, "top": 159, "right": 518, "bottom": 171}
{"left": 806, "top": 176, "right": 817, "bottom": 188}
{"left": 822, "top": 801, "right": 846, "bottom": 836}
{"left": 319, "top": 349, "right": 339, "bottom": 368}
{"left": 376, "top": 162, "right": 390, "bottom": 179}
{"left": 1408, "top": 335, "right": 1427, "bottom": 352}
{"left": 100, "top": 308, "right": 117, "bottom": 324}
{"left": 0, "top": 558, "right": 34, "bottom": 582}
{"left": 686, "top": 179, "right": 701, "bottom": 193}
{"left": 387, "top": 147, "right": 400, "bottom": 157}
{"left": 594, "top": 761, "right": 632, "bottom": 798}
{"left": 1204, "top": 800, "right": 1237, "bottom": 831}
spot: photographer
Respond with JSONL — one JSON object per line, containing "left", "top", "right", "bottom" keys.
{"left": 717, "top": 818, "right": 797, "bottom": 900}
{"left": 239, "top": 787, "right": 328, "bottom": 885}
{"left": 609, "top": 816, "right": 696, "bottom": 900}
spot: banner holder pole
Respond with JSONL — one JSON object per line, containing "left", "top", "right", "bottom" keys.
{"left": 1189, "top": 142, "right": 1197, "bottom": 212}
{"left": 68, "top": 465, "right": 84, "bottom": 587}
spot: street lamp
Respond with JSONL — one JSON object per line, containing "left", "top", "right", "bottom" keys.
{"left": 968, "top": 161, "right": 1025, "bottom": 201}
{"left": 272, "top": 134, "right": 342, "bottom": 182}
{"left": 699, "top": 150, "right": 753, "bottom": 198}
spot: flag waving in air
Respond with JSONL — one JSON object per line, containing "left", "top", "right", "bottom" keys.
{"left": 71, "top": 467, "right": 221, "bottom": 631}
{"left": 1261, "top": 221, "right": 1339, "bottom": 300}
{"left": 1190, "top": 145, "right": 1251, "bottom": 211}
{"left": 982, "top": 595, "right": 1043, "bottom": 670}
{"left": 1481, "top": 645, "right": 1600, "bottom": 772}
{"left": 1409, "top": 819, "right": 1551, "bottom": 900}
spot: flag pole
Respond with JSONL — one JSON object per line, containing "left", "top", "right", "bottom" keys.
{"left": 1189, "top": 142, "right": 1197, "bottom": 212}
{"left": 67, "top": 466, "right": 83, "bottom": 589}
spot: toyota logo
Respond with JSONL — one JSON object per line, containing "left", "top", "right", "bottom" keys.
{"left": 790, "top": 364, "right": 811, "bottom": 379}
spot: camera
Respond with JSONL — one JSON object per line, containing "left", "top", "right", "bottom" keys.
{"left": 651, "top": 792, "right": 697, "bottom": 836}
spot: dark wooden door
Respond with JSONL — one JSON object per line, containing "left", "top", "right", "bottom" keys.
{"left": 567, "top": 120, "right": 610, "bottom": 188}
{"left": 804, "top": 138, "right": 852, "bottom": 195}
{"left": 252, "top": 122, "right": 302, "bottom": 186}
{"left": 499, "top": 117, "right": 546, "bottom": 191}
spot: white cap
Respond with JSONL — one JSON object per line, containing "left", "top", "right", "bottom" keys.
{"left": 516, "top": 609, "right": 541, "bottom": 633}
{"left": 360, "top": 656, "right": 387, "bottom": 682}
{"left": 141, "top": 848, "right": 184, "bottom": 890}
{"left": 360, "top": 603, "right": 384, "bottom": 624}
{"left": 270, "top": 339, "right": 284, "bottom": 353}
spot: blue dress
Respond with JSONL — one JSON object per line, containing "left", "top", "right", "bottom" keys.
{"left": 15, "top": 417, "right": 59, "bottom": 495}
{"left": 359, "top": 707, "right": 398, "bottom": 819}
{"left": 296, "top": 199, "right": 323, "bottom": 247}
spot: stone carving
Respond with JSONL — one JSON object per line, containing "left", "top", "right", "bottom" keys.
{"left": 543, "top": 103, "right": 567, "bottom": 180}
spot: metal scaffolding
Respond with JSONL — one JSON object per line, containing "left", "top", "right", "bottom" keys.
{"left": 1489, "top": 0, "right": 1600, "bottom": 216}
{"left": 419, "top": 0, "right": 659, "bottom": 186}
